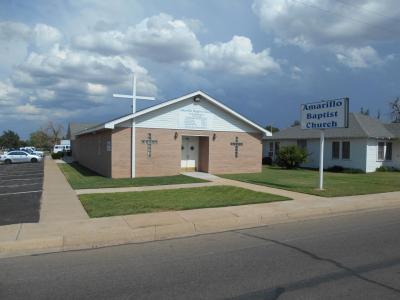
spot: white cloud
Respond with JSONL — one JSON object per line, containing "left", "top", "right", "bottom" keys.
{"left": 335, "top": 45, "right": 388, "bottom": 68}
{"left": 33, "top": 24, "right": 62, "bottom": 49}
{"left": 253, "top": 0, "right": 398, "bottom": 68}
{"left": 73, "top": 13, "right": 202, "bottom": 63}
{"left": 186, "top": 36, "right": 280, "bottom": 76}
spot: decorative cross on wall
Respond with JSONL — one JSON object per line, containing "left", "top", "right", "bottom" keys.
{"left": 230, "top": 136, "right": 243, "bottom": 158}
{"left": 141, "top": 133, "right": 158, "bottom": 158}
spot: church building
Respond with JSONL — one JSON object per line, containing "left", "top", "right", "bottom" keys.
{"left": 73, "top": 91, "right": 271, "bottom": 178}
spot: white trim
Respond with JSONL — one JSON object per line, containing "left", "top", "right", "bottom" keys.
{"left": 77, "top": 91, "right": 271, "bottom": 136}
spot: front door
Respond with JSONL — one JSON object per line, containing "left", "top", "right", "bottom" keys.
{"left": 181, "top": 136, "right": 199, "bottom": 171}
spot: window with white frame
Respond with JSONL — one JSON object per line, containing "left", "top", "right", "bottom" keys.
{"left": 378, "top": 141, "right": 392, "bottom": 161}
{"left": 332, "top": 141, "right": 340, "bottom": 159}
{"left": 268, "top": 142, "right": 274, "bottom": 158}
{"left": 342, "top": 141, "right": 350, "bottom": 160}
{"left": 386, "top": 142, "right": 393, "bottom": 160}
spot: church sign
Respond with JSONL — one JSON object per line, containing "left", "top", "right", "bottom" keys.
{"left": 301, "top": 98, "right": 349, "bottom": 130}
{"left": 300, "top": 97, "right": 350, "bottom": 191}
{"left": 178, "top": 106, "right": 212, "bottom": 130}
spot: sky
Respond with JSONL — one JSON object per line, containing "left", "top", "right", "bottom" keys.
{"left": 0, "top": 0, "right": 399, "bottom": 139}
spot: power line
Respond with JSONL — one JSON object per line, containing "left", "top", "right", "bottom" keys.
{"left": 292, "top": 0, "right": 400, "bottom": 38}
{"left": 335, "top": 0, "right": 400, "bottom": 25}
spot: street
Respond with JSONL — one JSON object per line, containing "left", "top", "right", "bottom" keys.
{"left": 1, "top": 207, "right": 400, "bottom": 299}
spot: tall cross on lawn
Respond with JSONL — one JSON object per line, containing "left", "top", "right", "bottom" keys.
{"left": 113, "top": 73, "right": 156, "bottom": 178}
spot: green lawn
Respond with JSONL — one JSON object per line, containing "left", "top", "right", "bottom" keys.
{"left": 79, "top": 186, "right": 290, "bottom": 218}
{"left": 58, "top": 163, "right": 207, "bottom": 189}
{"left": 220, "top": 166, "right": 400, "bottom": 197}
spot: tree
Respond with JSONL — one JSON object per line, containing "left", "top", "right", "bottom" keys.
{"left": 390, "top": 97, "right": 400, "bottom": 123}
{"left": 0, "top": 130, "right": 20, "bottom": 149}
{"left": 291, "top": 120, "right": 301, "bottom": 127}
{"left": 29, "top": 130, "right": 51, "bottom": 149}
{"left": 44, "top": 121, "right": 64, "bottom": 145}
{"left": 360, "top": 107, "right": 370, "bottom": 116}
{"left": 265, "top": 125, "right": 279, "bottom": 133}
{"left": 276, "top": 145, "right": 307, "bottom": 169}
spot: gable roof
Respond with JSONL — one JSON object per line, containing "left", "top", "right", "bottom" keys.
{"left": 76, "top": 91, "right": 271, "bottom": 136}
{"left": 265, "top": 113, "right": 396, "bottom": 140}
{"left": 384, "top": 123, "right": 400, "bottom": 138}
{"left": 67, "top": 123, "right": 98, "bottom": 140}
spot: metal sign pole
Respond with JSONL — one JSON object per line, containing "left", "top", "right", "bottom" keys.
{"left": 319, "top": 130, "right": 325, "bottom": 190}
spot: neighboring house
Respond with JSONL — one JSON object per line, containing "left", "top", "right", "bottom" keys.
{"left": 263, "top": 113, "right": 400, "bottom": 172}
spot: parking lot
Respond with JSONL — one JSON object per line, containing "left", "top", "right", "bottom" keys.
{"left": 0, "top": 162, "right": 43, "bottom": 225}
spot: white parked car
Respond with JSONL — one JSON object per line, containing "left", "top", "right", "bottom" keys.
{"left": 0, "top": 150, "right": 42, "bottom": 164}
{"left": 20, "top": 147, "right": 44, "bottom": 157}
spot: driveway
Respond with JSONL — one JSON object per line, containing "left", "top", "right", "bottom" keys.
{"left": 0, "top": 162, "right": 43, "bottom": 225}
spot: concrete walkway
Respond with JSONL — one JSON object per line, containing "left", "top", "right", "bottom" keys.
{"left": 1, "top": 163, "right": 400, "bottom": 258}
{"left": 76, "top": 182, "right": 220, "bottom": 195}
{"left": 40, "top": 158, "right": 88, "bottom": 223}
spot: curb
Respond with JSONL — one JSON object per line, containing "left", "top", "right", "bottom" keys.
{"left": 1, "top": 202, "right": 400, "bottom": 259}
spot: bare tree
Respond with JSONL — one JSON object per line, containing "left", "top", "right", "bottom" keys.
{"left": 390, "top": 97, "right": 400, "bottom": 123}
{"left": 44, "top": 121, "right": 64, "bottom": 145}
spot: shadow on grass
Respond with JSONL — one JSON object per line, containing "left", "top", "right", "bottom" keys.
{"left": 66, "top": 162, "right": 102, "bottom": 177}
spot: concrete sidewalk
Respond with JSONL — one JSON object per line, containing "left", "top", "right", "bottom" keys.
{"left": 40, "top": 158, "right": 88, "bottom": 223}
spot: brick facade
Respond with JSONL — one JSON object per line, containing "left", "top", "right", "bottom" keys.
{"left": 74, "top": 127, "right": 262, "bottom": 178}
{"left": 74, "top": 130, "right": 111, "bottom": 177}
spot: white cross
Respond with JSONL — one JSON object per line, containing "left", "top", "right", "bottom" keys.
{"left": 113, "top": 73, "right": 155, "bottom": 178}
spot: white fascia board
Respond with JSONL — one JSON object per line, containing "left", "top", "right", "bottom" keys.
{"left": 89, "top": 90, "right": 272, "bottom": 136}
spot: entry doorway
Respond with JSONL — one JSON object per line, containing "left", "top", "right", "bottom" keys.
{"left": 181, "top": 136, "right": 209, "bottom": 172}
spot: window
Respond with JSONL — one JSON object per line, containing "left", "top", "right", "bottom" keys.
{"left": 378, "top": 141, "right": 392, "bottom": 161}
{"left": 332, "top": 142, "right": 340, "bottom": 159}
{"left": 268, "top": 142, "right": 274, "bottom": 158}
{"left": 275, "top": 142, "right": 280, "bottom": 154}
{"left": 342, "top": 141, "right": 350, "bottom": 160}
{"left": 386, "top": 142, "right": 393, "bottom": 161}
{"left": 297, "top": 140, "right": 307, "bottom": 150}
{"left": 378, "top": 142, "right": 385, "bottom": 161}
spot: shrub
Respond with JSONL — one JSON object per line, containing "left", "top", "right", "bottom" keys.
{"left": 51, "top": 152, "right": 64, "bottom": 159}
{"left": 262, "top": 157, "right": 273, "bottom": 165}
{"left": 327, "top": 165, "right": 364, "bottom": 173}
{"left": 327, "top": 165, "right": 344, "bottom": 173}
{"left": 376, "top": 166, "right": 399, "bottom": 172}
{"left": 276, "top": 145, "right": 307, "bottom": 169}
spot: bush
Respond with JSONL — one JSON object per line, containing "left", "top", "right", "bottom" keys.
{"left": 262, "top": 157, "right": 273, "bottom": 165}
{"left": 51, "top": 152, "right": 64, "bottom": 159}
{"left": 276, "top": 145, "right": 307, "bottom": 169}
{"left": 327, "top": 165, "right": 363, "bottom": 173}
{"left": 376, "top": 166, "right": 399, "bottom": 172}
{"left": 327, "top": 165, "right": 344, "bottom": 172}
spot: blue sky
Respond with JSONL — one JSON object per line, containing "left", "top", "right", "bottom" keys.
{"left": 0, "top": 0, "right": 399, "bottom": 138}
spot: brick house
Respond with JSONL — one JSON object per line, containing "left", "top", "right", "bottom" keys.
{"left": 73, "top": 91, "right": 271, "bottom": 178}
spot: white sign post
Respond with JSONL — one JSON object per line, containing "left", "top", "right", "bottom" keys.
{"left": 301, "top": 98, "right": 349, "bottom": 190}
{"left": 113, "top": 73, "right": 155, "bottom": 178}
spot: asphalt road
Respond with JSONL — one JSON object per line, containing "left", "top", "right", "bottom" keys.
{"left": 1, "top": 207, "right": 400, "bottom": 299}
{"left": 0, "top": 162, "right": 43, "bottom": 225}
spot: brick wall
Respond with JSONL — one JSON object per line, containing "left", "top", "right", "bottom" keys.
{"left": 134, "top": 128, "right": 262, "bottom": 177}
{"left": 74, "top": 130, "right": 112, "bottom": 177}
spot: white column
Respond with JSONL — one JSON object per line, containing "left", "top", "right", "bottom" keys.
{"left": 131, "top": 74, "right": 137, "bottom": 178}
{"left": 319, "top": 130, "right": 325, "bottom": 190}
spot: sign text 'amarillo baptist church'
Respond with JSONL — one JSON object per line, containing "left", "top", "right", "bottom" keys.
{"left": 301, "top": 98, "right": 349, "bottom": 130}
